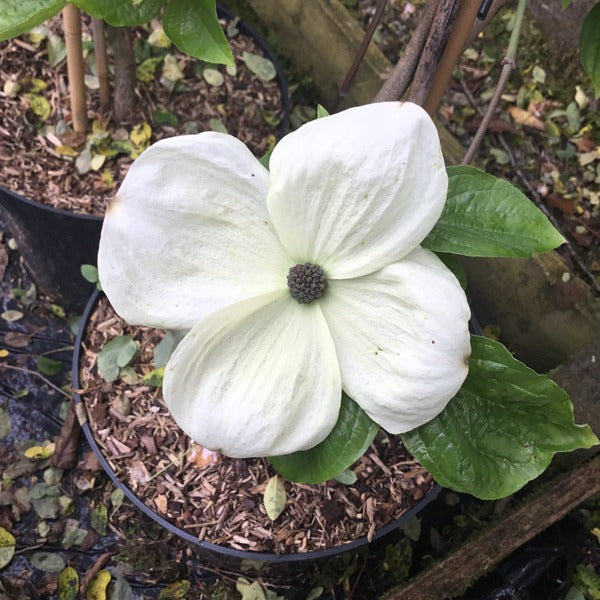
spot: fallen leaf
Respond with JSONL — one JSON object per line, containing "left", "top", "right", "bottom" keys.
{"left": 547, "top": 193, "right": 576, "bottom": 214}
{"left": 86, "top": 569, "right": 111, "bottom": 600}
{"left": 158, "top": 581, "right": 191, "bottom": 599}
{"left": 3, "top": 331, "right": 35, "bottom": 347}
{"left": 30, "top": 551, "right": 66, "bottom": 573}
{"left": 25, "top": 442, "right": 56, "bottom": 459}
{"left": 51, "top": 401, "right": 81, "bottom": 469}
{"left": 0, "top": 527, "right": 16, "bottom": 569}
{"left": 263, "top": 476, "right": 286, "bottom": 521}
{"left": 508, "top": 106, "right": 545, "bottom": 130}
{"left": 188, "top": 445, "right": 220, "bottom": 468}
{"left": 58, "top": 566, "right": 79, "bottom": 600}
{"left": 1, "top": 310, "right": 24, "bottom": 322}
{"left": 80, "top": 553, "right": 111, "bottom": 596}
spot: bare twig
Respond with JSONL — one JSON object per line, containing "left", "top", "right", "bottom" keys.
{"left": 91, "top": 18, "right": 110, "bottom": 111}
{"left": 331, "top": 0, "right": 389, "bottom": 112}
{"left": 62, "top": 4, "right": 88, "bottom": 132}
{"left": 463, "top": 0, "right": 527, "bottom": 164}
{"left": 0, "top": 364, "right": 72, "bottom": 399}
{"left": 459, "top": 79, "right": 600, "bottom": 295}
{"left": 374, "top": 0, "right": 437, "bottom": 102}
{"left": 407, "top": 0, "right": 461, "bottom": 108}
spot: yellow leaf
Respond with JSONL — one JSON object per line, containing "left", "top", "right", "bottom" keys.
{"left": 25, "top": 94, "right": 52, "bottom": 121}
{"left": 0, "top": 527, "right": 16, "bottom": 569}
{"left": 263, "top": 475, "right": 286, "bottom": 521}
{"left": 24, "top": 442, "right": 56, "bottom": 459}
{"left": 508, "top": 106, "right": 545, "bottom": 131}
{"left": 55, "top": 145, "right": 79, "bottom": 157}
{"left": 130, "top": 122, "right": 152, "bottom": 146}
{"left": 86, "top": 569, "right": 111, "bottom": 600}
{"left": 91, "top": 154, "right": 106, "bottom": 171}
{"left": 58, "top": 566, "right": 79, "bottom": 600}
{"left": 158, "top": 580, "right": 191, "bottom": 599}
{"left": 0, "top": 349, "right": 8, "bottom": 358}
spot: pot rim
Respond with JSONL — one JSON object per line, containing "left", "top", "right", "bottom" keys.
{"left": 72, "top": 288, "right": 442, "bottom": 564}
{"left": 0, "top": 4, "right": 290, "bottom": 220}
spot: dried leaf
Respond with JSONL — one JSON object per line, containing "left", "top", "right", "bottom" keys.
{"left": 51, "top": 401, "right": 81, "bottom": 469}
{"left": 508, "top": 106, "right": 545, "bottom": 130}
{"left": 188, "top": 445, "right": 220, "bottom": 468}
{"left": 263, "top": 476, "right": 286, "bottom": 521}
{"left": 1, "top": 310, "right": 24, "bottom": 322}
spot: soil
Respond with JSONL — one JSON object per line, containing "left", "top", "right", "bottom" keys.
{"left": 353, "top": 0, "right": 600, "bottom": 292}
{"left": 78, "top": 296, "right": 435, "bottom": 555}
{"left": 0, "top": 14, "right": 285, "bottom": 216}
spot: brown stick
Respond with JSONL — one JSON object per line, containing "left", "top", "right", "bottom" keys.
{"left": 383, "top": 455, "right": 600, "bottom": 600}
{"left": 407, "top": 0, "right": 461, "bottom": 108}
{"left": 106, "top": 26, "right": 136, "bottom": 123}
{"left": 373, "top": 0, "right": 438, "bottom": 103}
{"left": 62, "top": 4, "right": 88, "bottom": 133}
{"left": 424, "top": 0, "right": 481, "bottom": 115}
{"left": 331, "top": 0, "right": 389, "bottom": 112}
{"left": 91, "top": 18, "right": 110, "bottom": 111}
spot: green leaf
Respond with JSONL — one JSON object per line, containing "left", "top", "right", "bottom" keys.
{"left": 111, "top": 575, "right": 134, "bottom": 600}
{"left": 37, "top": 355, "right": 62, "bottom": 376}
{"left": 58, "top": 566, "right": 79, "bottom": 600}
{"left": 163, "top": 0, "right": 233, "bottom": 66}
{"left": 158, "top": 581, "right": 191, "bottom": 599}
{"left": 402, "top": 336, "right": 599, "bottom": 499}
{"left": 31, "top": 551, "right": 66, "bottom": 573}
{"left": 97, "top": 335, "right": 136, "bottom": 382}
{"left": 0, "top": 0, "right": 65, "bottom": 41}
{"left": 560, "top": 0, "right": 574, "bottom": 7}
{"left": 0, "top": 408, "right": 11, "bottom": 440}
{"left": 80, "top": 264, "right": 99, "bottom": 283}
{"left": 422, "top": 166, "right": 565, "bottom": 257}
{"left": 142, "top": 367, "right": 164, "bottom": 387}
{"left": 316, "top": 104, "right": 329, "bottom": 119}
{"left": 435, "top": 253, "right": 466, "bottom": 289}
{"left": 259, "top": 148, "right": 273, "bottom": 170}
{"left": 269, "top": 394, "right": 379, "bottom": 484}
{"left": 90, "top": 503, "right": 108, "bottom": 535}
{"left": 153, "top": 107, "right": 179, "bottom": 128}
{"left": 71, "top": 0, "right": 163, "bottom": 26}
{"left": 580, "top": 3, "right": 600, "bottom": 98}
{"left": 241, "top": 51, "right": 276, "bottom": 81}
{"left": 334, "top": 468, "right": 357, "bottom": 485}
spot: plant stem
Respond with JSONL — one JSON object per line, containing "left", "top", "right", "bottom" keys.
{"left": 91, "top": 18, "right": 110, "bottom": 111}
{"left": 373, "top": 0, "right": 437, "bottom": 103}
{"left": 462, "top": 0, "right": 528, "bottom": 164}
{"left": 423, "top": 0, "right": 481, "bottom": 115}
{"left": 330, "top": 0, "right": 389, "bottom": 112}
{"left": 62, "top": 4, "right": 88, "bottom": 133}
{"left": 106, "top": 26, "right": 136, "bottom": 123}
{"left": 407, "top": 0, "right": 461, "bottom": 108}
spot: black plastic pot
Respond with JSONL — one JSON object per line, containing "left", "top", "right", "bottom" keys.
{"left": 0, "top": 185, "right": 103, "bottom": 310}
{"left": 0, "top": 7, "right": 289, "bottom": 311}
{"left": 73, "top": 288, "right": 442, "bottom": 572}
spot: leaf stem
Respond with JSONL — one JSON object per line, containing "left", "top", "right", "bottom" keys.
{"left": 462, "top": 0, "right": 528, "bottom": 164}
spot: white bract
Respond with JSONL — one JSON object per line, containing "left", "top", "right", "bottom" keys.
{"left": 98, "top": 102, "right": 471, "bottom": 458}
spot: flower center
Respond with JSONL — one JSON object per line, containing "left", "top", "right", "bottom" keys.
{"left": 287, "top": 263, "right": 328, "bottom": 304}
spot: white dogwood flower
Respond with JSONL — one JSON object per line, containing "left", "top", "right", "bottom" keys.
{"left": 98, "top": 102, "right": 471, "bottom": 459}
